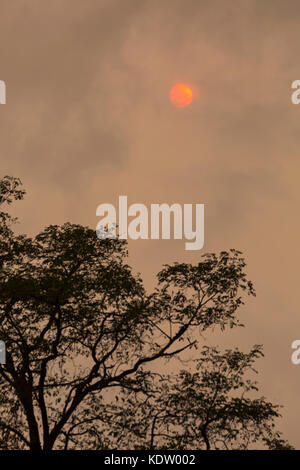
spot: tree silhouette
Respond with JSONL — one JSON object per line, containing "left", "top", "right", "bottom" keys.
{"left": 94, "top": 346, "right": 292, "bottom": 450}
{"left": 0, "top": 177, "right": 292, "bottom": 450}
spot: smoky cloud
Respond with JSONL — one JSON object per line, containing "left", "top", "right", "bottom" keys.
{"left": 0, "top": 0, "right": 300, "bottom": 447}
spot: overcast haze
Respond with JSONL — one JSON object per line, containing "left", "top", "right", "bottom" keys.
{"left": 1, "top": 0, "right": 300, "bottom": 447}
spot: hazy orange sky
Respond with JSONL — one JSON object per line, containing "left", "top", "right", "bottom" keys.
{"left": 1, "top": 0, "right": 300, "bottom": 447}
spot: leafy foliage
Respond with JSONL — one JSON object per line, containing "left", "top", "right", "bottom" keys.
{"left": 0, "top": 177, "right": 292, "bottom": 450}
{"left": 92, "top": 346, "right": 292, "bottom": 450}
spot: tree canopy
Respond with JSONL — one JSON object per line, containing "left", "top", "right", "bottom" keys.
{"left": 0, "top": 176, "right": 292, "bottom": 450}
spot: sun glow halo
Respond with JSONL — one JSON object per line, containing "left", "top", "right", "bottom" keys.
{"left": 169, "top": 83, "right": 194, "bottom": 108}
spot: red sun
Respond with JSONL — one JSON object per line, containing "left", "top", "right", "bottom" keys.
{"left": 169, "top": 83, "right": 194, "bottom": 108}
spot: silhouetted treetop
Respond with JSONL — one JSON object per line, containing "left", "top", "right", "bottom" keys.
{"left": 0, "top": 177, "right": 292, "bottom": 450}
